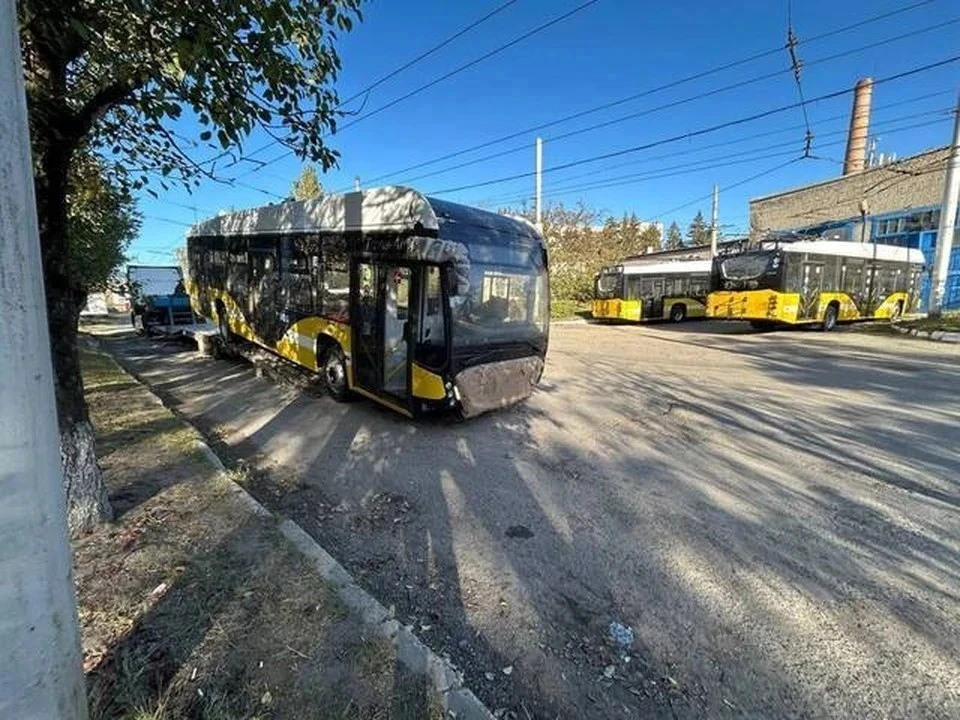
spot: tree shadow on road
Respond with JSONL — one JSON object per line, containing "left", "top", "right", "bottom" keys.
{"left": 97, "top": 328, "right": 960, "bottom": 719}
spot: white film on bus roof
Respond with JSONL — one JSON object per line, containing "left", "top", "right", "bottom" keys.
{"left": 186, "top": 187, "right": 549, "bottom": 417}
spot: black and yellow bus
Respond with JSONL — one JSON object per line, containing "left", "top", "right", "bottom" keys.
{"left": 186, "top": 187, "right": 549, "bottom": 418}
{"left": 707, "top": 238, "right": 925, "bottom": 330}
{"left": 592, "top": 259, "right": 712, "bottom": 323}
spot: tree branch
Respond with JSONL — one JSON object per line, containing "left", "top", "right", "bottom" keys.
{"left": 75, "top": 79, "right": 140, "bottom": 137}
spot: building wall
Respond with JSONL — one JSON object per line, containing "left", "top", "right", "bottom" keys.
{"left": 749, "top": 147, "right": 949, "bottom": 234}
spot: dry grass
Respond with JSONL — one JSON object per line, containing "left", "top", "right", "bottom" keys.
{"left": 76, "top": 340, "right": 442, "bottom": 719}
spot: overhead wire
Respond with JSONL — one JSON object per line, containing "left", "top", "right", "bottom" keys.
{"left": 336, "top": 0, "right": 521, "bottom": 110}
{"left": 652, "top": 158, "right": 804, "bottom": 220}
{"left": 387, "top": 15, "right": 960, "bottom": 188}
{"left": 239, "top": 0, "right": 604, "bottom": 176}
{"left": 424, "top": 54, "right": 960, "bottom": 196}
{"left": 329, "top": 0, "right": 937, "bottom": 190}
{"left": 481, "top": 90, "right": 956, "bottom": 200}
{"left": 785, "top": 0, "right": 814, "bottom": 156}
{"left": 533, "top": 109, "right": 953, "bottom": 199}
{"left": 218, "top": 0, "right": 522, "bottom": 171}
{"left": 484, "top": 113, "right": 950, "bottom": 210}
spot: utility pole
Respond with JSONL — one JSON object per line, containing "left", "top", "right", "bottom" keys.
{"left": 710, "top": 184, "right": 719, "bottom": 257}
{"left": 0, "top": 2, "right": 88, "bottom": 718}
{"left": 535, "top": 137, "right": 543, "bottom": 231}
{"left": 930, "top": 93, "right": 960, "bottom": 318}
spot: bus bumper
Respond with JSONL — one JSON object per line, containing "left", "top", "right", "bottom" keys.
{"left": 454, "top": 356, "right": 544, "bottom": 418}
{"left": 707, "top": 290, "right": 800, "bottom": 323}
{"left": 592, "top": 298, "right": 642, "bottom": 321}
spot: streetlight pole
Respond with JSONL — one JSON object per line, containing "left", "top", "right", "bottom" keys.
{"left": 930, "top": 93, "right": 960, "bottom": 318}
{"left": 0, "top": 2, "right": 88, "bottom": 718}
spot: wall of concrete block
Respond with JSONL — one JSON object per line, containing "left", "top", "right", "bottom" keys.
{"left": 749, "top": 147, "right": 950, "bottom": 233}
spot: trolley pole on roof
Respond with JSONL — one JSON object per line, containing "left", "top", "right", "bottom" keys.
{"left": 535, "top": 137, "right": 543, "bottom": 231}
{"left": 929, "top": 93, "right": 960, "bottom": 318}
{"left": 0, "top": 0, "right": 88, "bottom": 716}
{"left": 710, "top": 184, "right": 719, "bottom": 257}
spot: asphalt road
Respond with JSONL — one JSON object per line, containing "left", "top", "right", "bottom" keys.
{"left": 97, "top": 320, "right": 960, "bottom": 719}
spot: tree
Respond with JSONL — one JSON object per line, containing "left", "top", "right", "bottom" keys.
{"left": 502, "top": 203, "right": 666, "bottom": 310}
{"left": 68, "top": 152, "right": 140, "bottom": 295}
{"left": 19, "top": 0, "right": 363, "bottom": 535}
{"left": 687, "top": 210, "right": 711, "bottom": 246}
{"left": 637, "top": 222, "right": 662, "bottom": 254}
{"left": 292, "top": 165, "right": 323, "bottom": 200}
{"left": 666, "top": 221, "right": 684, "bottom": 250}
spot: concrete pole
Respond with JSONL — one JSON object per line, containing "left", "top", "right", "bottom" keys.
{"left": 0, "top": 2, "right": 88, "bottom": 718}
{"left": 710, "top": 184, "right": 719, "bottom": 257}
{"left": 930, "top": 94, "right": 960, "bottom": 318}
{"left": 535, "top": 137, "right": 543, "bottom": 230}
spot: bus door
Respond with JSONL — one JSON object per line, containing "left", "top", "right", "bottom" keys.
{"left": 647, "top": 277, "right": 665, "bottom": 319}
{"left": 249, "top": 238, "right": 281, "bottom": 340}
{"left": 799, "top": 261, "right": 823, "bottom": 320}
{"left": 351, "top": 261, "right": 411, "bottom": 400}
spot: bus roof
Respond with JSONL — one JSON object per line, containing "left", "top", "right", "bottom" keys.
{"left": 187, "top": 186, "right": 543, "bottom": 245}
{"left": 771, "top": 239, "right": 926, "bottom": 265}
{"left": 620, "top": 259, "right": 712, "bottom": 276}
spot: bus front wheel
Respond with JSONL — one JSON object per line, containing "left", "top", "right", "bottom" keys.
{"left": 822, "top": 304, "right": 839, "bottom": 332}
{"left": 322, "top": 346, "right": 349, "bottom": 401}
{"left": 669, "top": 304, "right": 687, "bottom": 323}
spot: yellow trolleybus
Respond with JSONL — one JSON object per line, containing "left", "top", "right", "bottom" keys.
{"left": 593, "top": 259, "right": 712, "bottom": 323}
{"left": 186, "top": 187, "right": 549, "bottom": 417}
{"left": 707, "top": 238, "right": 925, "bottom": 330}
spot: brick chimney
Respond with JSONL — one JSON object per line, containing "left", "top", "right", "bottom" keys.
{"left": 843, "top": 78, "right": 873, "bottom": 175}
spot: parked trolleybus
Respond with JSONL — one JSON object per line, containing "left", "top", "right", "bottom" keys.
{"left": 186, "top": 187, "right": 549, "bottom": 418}
{"left": 592, "top": 259, "right": 712, "bottom": 323}
{"left": 707, "top": 238, "right": 925, "bottom": 330}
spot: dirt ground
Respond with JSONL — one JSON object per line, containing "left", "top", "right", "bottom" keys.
{"left": 91, "top": 318, "right": 960, "bottom": 719}
{"left": 75, "top": 337, "right": 444, "bottom": 720}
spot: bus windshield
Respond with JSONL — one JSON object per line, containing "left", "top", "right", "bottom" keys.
{"left": 449, "top": 242, "right": 549, "bottom": 348}
{"left": 719, "top": 251, "right": 779, "bottom": 282}
{"left": 595, "top": 269, "right": 621, "bottom": 298}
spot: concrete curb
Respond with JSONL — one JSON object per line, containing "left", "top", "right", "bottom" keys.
{"left": 892, "top": 325, "right": 960, "bottom": 343}
{"left": 85, "top": 333, "right": 494, "bottom": 720}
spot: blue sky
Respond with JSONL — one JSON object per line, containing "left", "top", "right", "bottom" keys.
{"left": 132, "top": 0, "right": 959, "bottom": 264}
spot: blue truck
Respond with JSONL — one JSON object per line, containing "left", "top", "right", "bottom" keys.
{"left": 127, "top": 265, "right": 197, "bottom": 333}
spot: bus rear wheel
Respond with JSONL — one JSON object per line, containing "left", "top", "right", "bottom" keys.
{"left": 822, "top": 303, "right": 839, "bottom": 332}
{"left": 669, "top": 304, "right": 687, "bottom": 323}
{"left": 322, "top": 346, "right": 349, "bottom": 401}
{"left": 890, "top": 300, "right": 904, "bottom": 321}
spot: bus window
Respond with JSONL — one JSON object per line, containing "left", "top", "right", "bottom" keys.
{"left": 284, "top": 236, "right": 318, "bottom": 314}
{"left": 322, "top": 236, "right": 350, "bottom": 322}
{"left": 689, "top": 274, "right": 708, "bottom": 297}
{"left": 418, "top": 266, "right": 445, "bottom": 369}
{"left": 225, "top": 238, "right": 249, "bottom": 301}
{"left": 625, "top": 276, "right": 641, "bottom": 300}
{"left": 823, "top": 255, "right": 842, "bottom": 288}
{"left": 783, "top": 254, "right": 803, "bottom": 293}
{"left": 640, "top": 277, "right": 655, "bottom": 298}
{"left": 843, "top": 259, "right": 865, "bottom": 296}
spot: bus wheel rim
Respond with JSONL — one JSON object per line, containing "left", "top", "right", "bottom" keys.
{"left": 325, "top": 356, "right": 344, "bottom": 389}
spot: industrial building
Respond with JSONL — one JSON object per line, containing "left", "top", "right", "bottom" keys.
{"left": 748, "top": 79, "right": 959, "bottom": 311}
